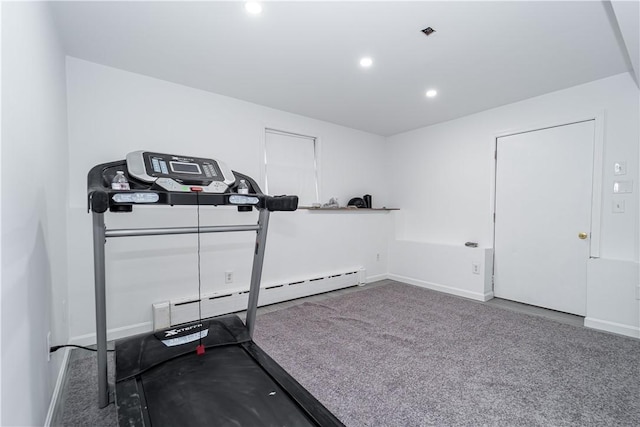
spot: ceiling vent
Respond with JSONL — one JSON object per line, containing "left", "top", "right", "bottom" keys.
{"left": 421, "top": 27, "right": 436, "bottom": 36}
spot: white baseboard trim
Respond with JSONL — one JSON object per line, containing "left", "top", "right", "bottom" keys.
{"left": 70, "top": 321, "right": 153, "bottom": 346}
{"left": 364, "top": 273, "right": 389, "bottom": 284}
{"left": 584, "top": 317, "right": 640, "bottom": 339}
{"left": 71, "top": 269, "right": 369, "bottom": 344}
{"left": 70, "top": 273, "right": 391, "bottom": 346}
{"left": 44, "top": 348, "right": 70, "bottom": 427}
{"left": 388, "top": 274, "right": 494, "bottom": 302}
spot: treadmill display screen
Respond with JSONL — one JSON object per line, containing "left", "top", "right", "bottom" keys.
{"left": 126, "top": 151, "right": 237, "bottom": 193}
{"left": 170, "top": 161, "right": 201, "bottom": 174}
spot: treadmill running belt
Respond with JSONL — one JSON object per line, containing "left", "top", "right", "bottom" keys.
{"left": 141, "top": 346, "right": 316, "bottom": 427}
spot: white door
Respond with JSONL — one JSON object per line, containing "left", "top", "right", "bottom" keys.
{"left": 494, "top": 120, "right": 595, "bottom": 316}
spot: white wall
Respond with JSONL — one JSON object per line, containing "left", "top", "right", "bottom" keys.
{"left": 1, "top": 5, "right": 4, "bottom": 422}
{"left": 1, "top": 2, "right": 69, "bottom": 425}
{"left": 389, "top": 242, "right": 493, "bottom": 301}
{"left": 387, "top": 73, "right": 639, "bottom": 336}
{"left": 66, "top": 58, "right": 390, "bottom": 343}
{"left": 610, "top": 0, "right": 639, "bottom": 86}
{"left": 586, "top": 258, "right": 639, "bottom": 337}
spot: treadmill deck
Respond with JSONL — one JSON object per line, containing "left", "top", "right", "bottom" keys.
{"left": 115, "top": 315, "right": 342, "bottom": 427}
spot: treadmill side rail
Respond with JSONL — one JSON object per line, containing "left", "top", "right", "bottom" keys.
{"left": 116, "top": 379, "right": 147, "bottom": 427}
{"left": 243, "top": 341, "right": 346, "bottom": 427}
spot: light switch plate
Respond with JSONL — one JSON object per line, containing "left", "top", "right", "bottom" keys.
{"left": 613, "top": 181, "right": 633, "bottom": 194}
{"left": 614, "top": 161, "right": 627, "bottom": 176}
{"left": 612, "top": 200, "right": 625, "bottom": 213}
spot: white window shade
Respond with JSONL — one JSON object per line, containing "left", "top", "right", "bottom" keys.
{"left": 265, "top": 129, "right": 318, "bottom": 205}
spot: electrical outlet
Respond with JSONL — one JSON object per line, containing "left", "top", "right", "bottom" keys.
{"left": 472, "top": 263, "right": 480, "bottom": 275}
{"left": 225, "top": 271, "right": 233, "bottom": 284}
{"left": 376, "top": 253, "right": 380, "bottom": 262}
{"left": 47, "top": 331, "right": 51, "bottom": 362}
{"left": 612, "top": 200, "right": 625, "bottom": 213}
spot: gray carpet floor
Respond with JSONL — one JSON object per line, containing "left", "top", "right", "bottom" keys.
{"left": 60, "top": 350, "right": 116, "bottom": 426}
{"left": 59, "top": 281, "right": 640, "bottom": 426}
{"left": 254, "top": 282, "right": 640, "bottom": 426}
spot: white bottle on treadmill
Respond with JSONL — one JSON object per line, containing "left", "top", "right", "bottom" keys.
{"left": 237, "top": 179, "right": 249, "bottom": 194}
{"left": 111, "top": 171, "right": 130, "bottom": 190}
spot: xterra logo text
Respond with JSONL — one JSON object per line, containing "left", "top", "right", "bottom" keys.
{"left": 164, "top": 323, "right": 203, "bottom": 337}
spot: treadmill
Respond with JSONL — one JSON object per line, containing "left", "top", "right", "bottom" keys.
{"left": 88, "top": 151, "right": 344, "bottom": 426}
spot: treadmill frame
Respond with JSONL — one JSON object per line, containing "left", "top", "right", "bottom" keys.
{"left": 91, "top": 207, "right": 271, "bottom": 409}
{"left": 87, "top": 156, "right": 343, "bottom": 426}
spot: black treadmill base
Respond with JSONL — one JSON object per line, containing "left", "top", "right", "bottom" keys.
{"left": 115, "top": 315, "right": 344, "bottom": 427}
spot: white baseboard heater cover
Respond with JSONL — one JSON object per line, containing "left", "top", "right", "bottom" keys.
{"left": 153, "top": 268, "right": 365, "bottom": 329}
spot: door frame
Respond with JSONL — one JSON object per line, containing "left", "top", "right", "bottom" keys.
{"left": 490, "top": 111, "right": 605, "bottom": 287}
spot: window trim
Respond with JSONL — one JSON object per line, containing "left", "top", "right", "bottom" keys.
{"left": 264, "top": 128, "right": 320, "bottom": 204}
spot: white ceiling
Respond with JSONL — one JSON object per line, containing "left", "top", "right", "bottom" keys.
{"left": 50, "top": 1, "right": 630, "bottom": 136}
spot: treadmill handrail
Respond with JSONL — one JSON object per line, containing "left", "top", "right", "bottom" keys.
{"left": 105, "top": 224, "right": 260, "bottom": 238}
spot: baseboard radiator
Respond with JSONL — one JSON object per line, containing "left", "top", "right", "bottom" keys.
{"left": 153, "top": 268, "right": 365, "bottom": 329}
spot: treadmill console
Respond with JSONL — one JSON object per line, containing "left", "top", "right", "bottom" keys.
{"left": 126, "top": 150, "right": 236, "bottom": 193}
{"left": 88, "top": 151, "right": 298, "bottom": 214}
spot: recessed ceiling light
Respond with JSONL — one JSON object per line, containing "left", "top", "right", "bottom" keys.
{"left": 360, "top": 57, "right": 373, "bottom": 68}
{"left": 245, "top": 2, "right": 262, "bottom": 14}
{"left": 426, "top": 89, "right": 438, "bottom": 98}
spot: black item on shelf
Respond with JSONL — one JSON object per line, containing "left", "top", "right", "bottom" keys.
{"left": 347, "top": 197, "right": 366, "bottom": 208}
{"left": 363, "top": 194, "right": 372, "bottom": 209}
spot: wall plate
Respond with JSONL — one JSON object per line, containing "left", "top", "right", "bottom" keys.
{"left": 613, "top": 181, "right": 633, "bottom": 194}
{"left": 614, "top": 161, "right": 627, "bottom": 176}
{"left": 612, "top": 199, "right": 625, "bottom": 213}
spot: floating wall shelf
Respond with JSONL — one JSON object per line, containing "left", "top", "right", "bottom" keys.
{"left": 299, "top": 206, "right": 399, "bottom": 212}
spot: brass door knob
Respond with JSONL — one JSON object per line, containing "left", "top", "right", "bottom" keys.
{"left": 578, "top": 232, "right": 588, "bottom": 240}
